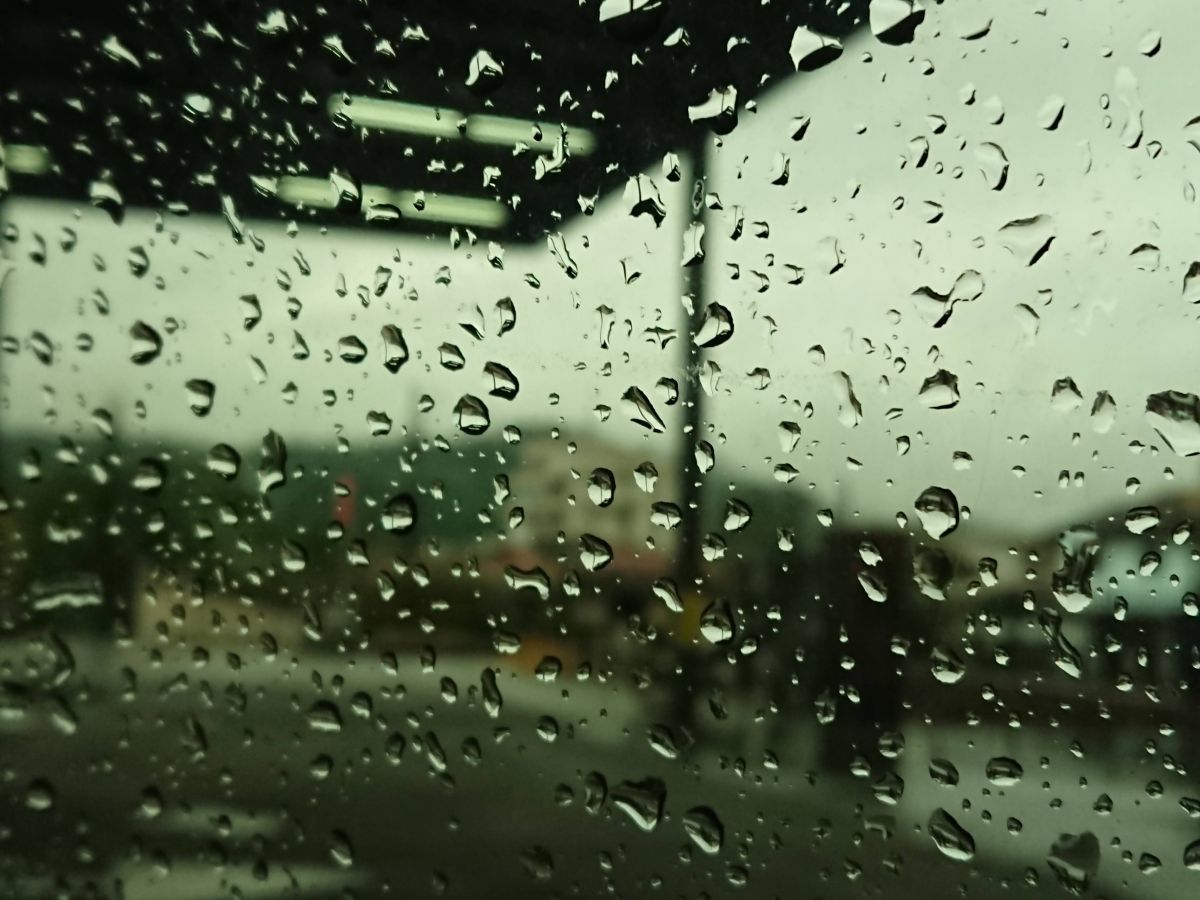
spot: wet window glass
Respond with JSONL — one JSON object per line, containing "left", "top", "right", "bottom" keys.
{"left": 3, "top": 1, "right": 1200, "bottom": 897}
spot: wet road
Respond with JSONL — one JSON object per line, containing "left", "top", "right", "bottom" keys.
{"left": 1, "top": 631, "right": 1197, "bottom": 899}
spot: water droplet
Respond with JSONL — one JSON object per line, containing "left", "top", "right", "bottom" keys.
{"left": 483, "top": 361, "right": 519, "bottom": 400}
{"left": 206, "top": 444, "right": 240, "bottom": 479}
{"left": 695, "top": 303, "right": 734, "bottom": 347}
{"left": 700, "top": 601, "right": 735, "bottom": 644}
{"left": 975, "top": 142, "right": 1009, "bottom": 190}
{"left": 583, "top": 771, "right": 607, "bottom": 814}
{"left": 1184, "top": 838, "right": 1200, "bottom": 870}
{"left": 611, "top": 778, "right": 666, "bottom": 831}
{"left": 869, "top": 0, "right": 926, "bottom": 44}
{"left": 240, "top": 294, "right": 262, "bottom": 330}
{"left": 466, "top": 50, "right": 504, "bottom": 93}
{"left": 789, "top": 26, "right": 843, "bottom": 70}
{"left": 89, "top": 180, "right": 125, "bottom": 224}
{"left": 625, "top": 174, "right": 666, "bottom": 226}
{"left": 382, "top": 494, "right": 416, "bottom": 533}
{"left": 623, "top": 386, "right": 666, "bottom": 433}
{"left": 505, "top": 566, "right": 551, "bottom": 599}
{"left": 29, "top": 332, "right": 53, "bottom": 365}
{"left": 381, "top": 325, "right": 409, "bottom": 372}
{"left": 1146, "top": 390, "right": 1200, "bottom": 455}
{"left": 1125, "top": 505, "right": 1161, "bottom": 534}
{"left": 587, "top": 468, "right": 616, "bottom": 507}
{"left": 1040, "top": 608, "right": 1083, "bottom": 678}
{"left": 481, "top": 667, "right": 502, "bottom": 718}
{"left": 1051, "top": 377, "right": 1083, "bottom": 411}
{"left": 858, "top": 570, "right": 888, "bottom": 603}
{"left": 1052, "top": 526, "right": 1100, "bottom": 612}
{"left": 1091, "top": 391, "right": 1116, "bottom": 433}
{"left": 681, "top": 221, "right": 706, "bottom": 266}
{"left": 307, "top": 700, "right": 343, "bottom": 732}
{"left": 329, "top": 830, "right": 354, "bottom": 868}
{"left": 454, "top": 394, "right": 491, "bottom": 435}
{"left": 930, "top": 758, "right": 960, "bottom": 786}
{"left": 634, "top": 461, "right": 659, "bottom": 492}
{"left": 928, "top": 809, "right": 975, "bottom": 861}
{"left": 911, "top": 270, "right": 984, "bottom": 327}
{"left": 338, "top": 336, "right": 367, "bottom": 363}
{"left": 914, "top": 486, "right": 960, "bottom": 539}
{"left": 913, "top": 547, "right": 952, "bottom": 600}
{"left": 1047, "top": 832, "right": 1100, "bottom": 893}
{"left": 133, "top": 459, "right": 166, "bottom": 494}
{"left": 185, "top": 379, "right": 214, "bottom": 417}
{"left": 579, "top": 533, "right": 613, "bottom": 571}
{"left": 931, "top": 646, "right": 966, "bottom": 684}
{"left": 438, "top": 343, "right": 466, "bottom": 371}
{"left": 986, "top": 756, "right": 1024, "bottom": 785}
{"left": 519, "top": 845, "right": 553, "bottom": 881}
{"left": 999, "top": 214, "right": 1055, "bottom": 266}
{"left": 24, "top": 779, "right": 55, "bottom": 812}
{"left": 127, "top": 245, "right": 149, "bottom": 277}
{"left": 129, "top": 321, "right": 163, "bottom": 364}
{"left": 832, "top": 372, "right": 863, "bottom": 427}
{"left": 687, "top": 87, "right": 737, "bottom": 134}
{"left": 682, "top": 807, "right": 724, "bottom": 854}
{"left": 257, "top": 430, "right": 288, "bottom": 493}
{"left": 1038, "top": 95, "right": 1066, "bottom": 130}
{"left": 723, "top": 498, "right": 751, "bottom": 531}
{"left": 919, "top": 370, "right": 960, "bottom": 409}
{"left": 652, "top": 578, "right": 683, "bottom": 613}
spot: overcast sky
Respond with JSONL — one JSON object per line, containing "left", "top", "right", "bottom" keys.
{"left": 2, "top": 0, "right": 1198, "bottom": 541}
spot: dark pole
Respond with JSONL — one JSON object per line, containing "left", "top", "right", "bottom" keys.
{"left": 676, "top": 139, "right": 708, "bottom": 592}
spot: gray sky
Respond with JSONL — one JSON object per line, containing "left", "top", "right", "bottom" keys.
{"left": 2, "top": 0, "right": 1198, "bottom": 541}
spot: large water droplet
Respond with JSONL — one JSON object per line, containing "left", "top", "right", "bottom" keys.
{"left": 481, "top": 667, "right": 503, "bottom": 718}
{"left": 129, "top": 321, "right": 162, "bottom": 364}
{"left": 985, "top": 756, "right": 1024, "bottom": 786}
{"left": 869, "top": 0, "right": 926, "bottom": 44}
{"left": 700, "top": 601, "right": 735, "bottom": 644}
{"left": 382, "top": 494, "right": 416, "bottom": 533}
{"left": 1146, "top": 390, "right": 1200, "bottom": 455}
{"left": 623, "top": 386, "right": 666, "bottom": 433}
{"left": 682, "top": 807, "right": 724, "bottom": 854}
{"left": 484, "top": 361, "right": 520, "bottom": 400}
{"left": 975, "top": 142, "right": 1009, "bottom": 190}
{"left": 695, "top": 303, "right": 734, "bottom": 348}
{"left": 587, "top": 468, "right": 616, "bottom": 507}
{"left": 505, "top": 566, "right": 551, "bottom": 599}
{"left": 919, "top": 370, "right": 960, "bottom": 409}
{"left": 611, "top": 778, "right": 666, "bottom": 832}
{"left": 381, "top": 325, "right": 409, "bottom": 372}
{"left": 454, "top": 394, "right": 491, "bottom": 435}
{"left": 185, "top": 379, "right": 215, "bottom": 417}
{"left": 789, "top": 26, "right": 843, "bottom": 70}
{"left": 1052, "top": 526, "right": 1099, "bottom": 613}
{"left": 338, "top": 335, "right": 367, "bottom": 363}
{"left": 206, "top": 444, "right": 240, "bottom": 479}
{"left": 998, "top": 214, "right": 1055, "bottom": 266}
{"left": 257, "top": 430, "right": 288, "bottom": 493}
{"left": 914, "top": 486, "right": 960, "bottom": 539}
{"left": 579, "top": 533, "right": 613, "bottom": 571}
{"left": 928, "top": 809, "right": 975, "bottom": 861}
{"left": 1047, "top": 832, "right": 1100, "bottom": 893}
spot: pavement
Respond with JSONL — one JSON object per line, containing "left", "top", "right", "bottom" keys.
{"left": 1, "top": 630, "right": 1197, "bottom": 899}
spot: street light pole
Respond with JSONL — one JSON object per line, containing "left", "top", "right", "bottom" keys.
{"left": 675, "top": 138, "right": 709, "bottom": 592}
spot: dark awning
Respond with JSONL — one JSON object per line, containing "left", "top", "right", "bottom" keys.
{"left": 1, "top": 0, "right": 868, "bottom": 240}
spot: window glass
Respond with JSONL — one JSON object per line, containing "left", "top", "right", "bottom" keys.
{"left": 2, "top": 2, "right": 1199, "bottom": 897}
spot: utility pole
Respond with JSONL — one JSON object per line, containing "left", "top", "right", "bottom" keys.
{"left": 675, "top": 138, "right": 709, "bottom": 592}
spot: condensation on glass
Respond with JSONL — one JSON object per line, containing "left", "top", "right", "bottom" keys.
{"left": 2, "top": 1, "right": 1200, "bottom": 897}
